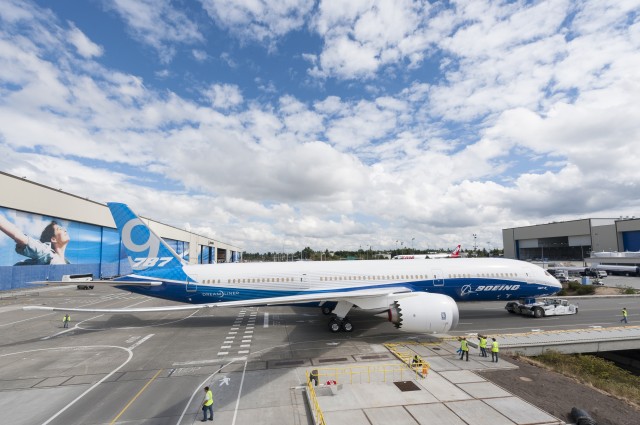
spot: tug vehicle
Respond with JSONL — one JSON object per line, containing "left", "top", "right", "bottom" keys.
{"left": 505, "top": 297, "right": 578, "bottom": 318}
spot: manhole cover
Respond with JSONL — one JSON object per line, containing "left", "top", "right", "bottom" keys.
{"left": 519, "top": 376, "right": 533, "bottom": 382}
{"left": 393, "top": 381, "right": 421, "bottom": 392}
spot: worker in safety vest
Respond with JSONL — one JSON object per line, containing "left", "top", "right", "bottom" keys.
{"left": 459, "top": 337, "right": 469, "bottom": 361}
{"left": 491, "top": 338, "right": 499, "bottom": 363}
{"left": 478, "top": 335, "right": 488, "bottom": 357}
{"left": 62, "top": 314, "right": 71, "bottom": 328}
{"left": 620, "top": 308, "right": 628, "bottom": 324}
{"left": 202, "top": 386, "right": 213, "bottom": 421}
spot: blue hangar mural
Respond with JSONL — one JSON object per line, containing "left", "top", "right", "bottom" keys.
{"left": 0, "top": 207, "right": 188, "bottom": 291}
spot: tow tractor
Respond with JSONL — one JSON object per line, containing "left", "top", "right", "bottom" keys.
{"left": 505, "top": 297, "right": 578, "bottom": 318}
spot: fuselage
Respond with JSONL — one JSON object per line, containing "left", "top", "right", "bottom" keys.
{"left": 123, "top": 258, "right": 561, "bottom": 305}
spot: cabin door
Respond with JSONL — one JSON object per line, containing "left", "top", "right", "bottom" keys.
{"left": 186, "top": 275, "right": 198, "bottom": 292}
{"left": 431, "top": 269, "right": 444, "bottom": 286}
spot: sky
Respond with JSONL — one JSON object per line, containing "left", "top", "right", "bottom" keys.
{"left": 1, "top": 0, "right": 639, "bottom": 255}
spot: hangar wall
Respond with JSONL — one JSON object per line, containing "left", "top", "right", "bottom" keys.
{"left": 0, "top": 172, "right": 242, "bottom": 291}
{"left": 503, "top": 217, "right": 640, "bottom": 262}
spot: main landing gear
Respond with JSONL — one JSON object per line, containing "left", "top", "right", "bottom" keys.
{"left": 328, "top": 317, "right": 353, "bottom": 333}
{"left": 323, "top": 301, "right": 354, "bottom": 333}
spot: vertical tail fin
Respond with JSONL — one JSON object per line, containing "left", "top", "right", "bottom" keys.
{"left": 450, "top": 245, "right": 461, "bottom": 257}
{"left": 108, "top": 203, "right": 185, "bottom": 273}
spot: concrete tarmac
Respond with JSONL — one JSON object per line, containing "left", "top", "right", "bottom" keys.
{"left": 1, "top": 283, "right": 638, "bottom": 424}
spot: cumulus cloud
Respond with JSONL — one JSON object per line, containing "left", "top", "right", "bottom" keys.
{"left": 67, "top": 25, "right": 103, "bottom": 58}
{"left": 1, "top": 0, "right": 639, "bottom": 253}
{"left": 199, "top": 0, "right": 313, "bottom": 44}
{"left": 105, "top": 0, "right": 203, "bottom": 62}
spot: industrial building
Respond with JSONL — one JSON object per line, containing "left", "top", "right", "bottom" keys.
{"left": 0, "top": 171, "right": 242, "bottom": 291}
{"left": 503, "top": 217, "right": 640, "bottom": 267}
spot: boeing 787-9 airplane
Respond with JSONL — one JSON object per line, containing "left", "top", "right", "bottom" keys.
{"left": 25, "top": 203, "right": 561, "bottom": 334}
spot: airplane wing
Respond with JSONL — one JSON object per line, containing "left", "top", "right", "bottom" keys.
{"left": 23, "top": 286, "right": 413, "bottom": 313}
{"left": 30, "top": 280, "right": 163, "bottom": 286}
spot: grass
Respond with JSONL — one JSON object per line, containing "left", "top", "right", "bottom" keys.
{"left": 527, "top": 351, "right": 640, "bottom": 407}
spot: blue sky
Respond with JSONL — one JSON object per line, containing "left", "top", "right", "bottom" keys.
{"left": 1, "top": 0, "right": 639, "bottom": 253}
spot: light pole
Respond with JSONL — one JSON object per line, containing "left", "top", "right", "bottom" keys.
{"left": 473, "top": 234, "right": 477, "bottom": 252}
{"left": 411, "top": 237, "right": 415, "bottom": 253}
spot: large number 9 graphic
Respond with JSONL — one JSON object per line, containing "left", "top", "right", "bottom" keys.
{"left": 122, "top": 218, "right": 160, "bottom": 270}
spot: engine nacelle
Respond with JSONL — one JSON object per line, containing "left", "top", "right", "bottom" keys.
{"left": 388, "top": 293, "right": 459, "bottom": 333}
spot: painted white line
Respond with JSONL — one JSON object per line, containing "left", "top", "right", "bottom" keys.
{"left": 228, "top": 332, "right": 237, "bottom": 335}
{"left": 241, "top": 339, "right": 252, "bottom": 343}
{"left": 175, "top": 357, "right": 246, "bottom": 425}
{"left": 244, "top": 330, "right": 253, "bottom": 334}
{"left": 172, "top": 360, "right": 219, "bottom": 366}
{"left": 225, "top": 336, "right": 234, "bottom": 340}
{"left": 238, "top": 350, "right": 249, "bottom": 354}
{"left": 263, "top": 312, "right": 269, "bottom": 328}
{"left": 0, "top": 312, "right": 54, "bottom": 327}
{"left": 246, "top": 326, "right": 254, "bottom": 330}
{"left": 217, "top": 352, "right": 229, "bottom": 355}
{"left": 231, "top": 360, "right": 248, "bottom": 425}
{"left": 240, "top": 344, "right": 250, "bottom": 348}
{"left": 230, "top": 327, "right": 239, "bottom": 331}
{"left": 128, "top": 334, "right": 154, "bottom": 350}
{"left": 0, "top": 346, "right": 133, "bottom": 425}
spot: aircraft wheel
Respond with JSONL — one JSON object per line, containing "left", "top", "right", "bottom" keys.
{"left": 322, "top": 306, "right": 334, "bottom": 315}
{"left": 341, "top": 319, "right": 353, "bottom": 332}
{"left": 328, "top": 318, "right": 342, "bottom": 333}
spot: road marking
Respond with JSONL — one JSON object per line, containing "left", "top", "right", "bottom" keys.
{"left": 128, "top": 334, "right": 154, "bottom": 350}
{"left": 244, "top": 330, "right": 253, "bottom": 334}
{"left": 221, "top": 345, "right": 231, "bottom": 349}
{"left": 217, "top": 351, "right": 229, "bottom": 355}
{"left": 240, "top": 344, "right": 250, "bottom": 348}
{"left": 231, "top": 360, "right": 248, "bottom": 425}
{"left": 238, "top": 350, "right": 249, "bottom": 354}
{"left": 173, "top": 360, "right": 218, "bottom": 366}
{"left": 6, "top": 346, "right": 134, "bottom": 425}
{"left": 263, "top": 312, "right": 269, "bottom": 328}
{"left": 110, "top": 368, "right": 163, "bottom": 424}
{"left": 229, "top": 331, "right": 237, "bottom": 335}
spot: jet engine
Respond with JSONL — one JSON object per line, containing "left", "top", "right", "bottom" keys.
{"left": 388, "top": 293, "right": 459, "bottom": 333}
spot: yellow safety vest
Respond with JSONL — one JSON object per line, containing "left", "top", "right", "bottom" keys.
{"left": 623, "top": 310, "right": 628, "bottom": 317}
{"left": 63, "top": 315, "right": 70, "bottom": 322}
{"left": 492, "top": 341, "right": 499, "bottom": 352}
{"left": 479, "top": 338, "right": 487, "bottom": 348}
{"left": 204, "top": 390, "right": 213, "bottom": 406}
{"left": 461, "top": 340, "right": 468, "bottom": 351}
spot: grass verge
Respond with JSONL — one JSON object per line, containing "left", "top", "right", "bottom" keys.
{"left": 521, "top": 351, "right": 640, "bottom": 407}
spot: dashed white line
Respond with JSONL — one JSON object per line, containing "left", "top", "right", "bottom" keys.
{"left": 238, "top": 350, "right": 249, "bottom": 354}
{"left": 128, "top": 334, "right": 154, "bottom": 350}
{"left": 217, "top": 352, "right": 229, "bottom": 356}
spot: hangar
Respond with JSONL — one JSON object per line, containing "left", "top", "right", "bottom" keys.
{"left": 503, "top": 216, "right": 640, "bottom": 266}
{"left": 0, "top": 171, "right": 242, "bottom": 291}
